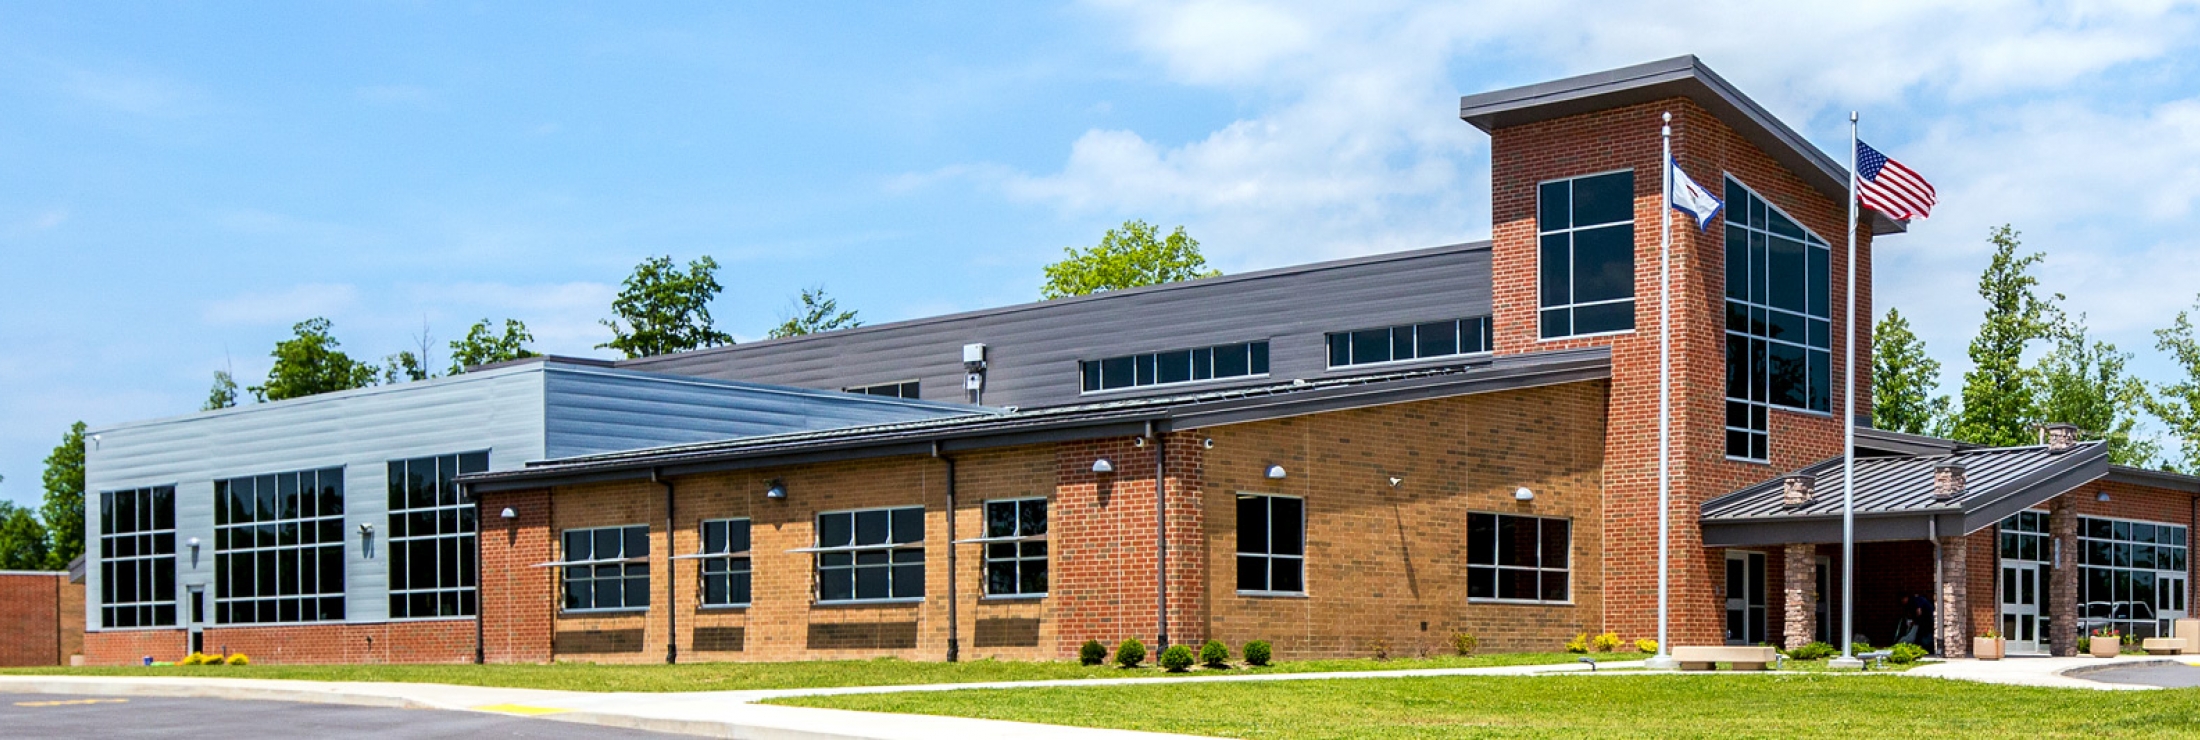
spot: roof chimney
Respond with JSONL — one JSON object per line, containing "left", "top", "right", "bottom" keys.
{"left": 2043, "top": 423, "right": 2080, "bottom": 453}
{"left": 1781, "top": 474, "right": 1817, "bottom": 508}
{"left": 1932, "top": 461, "right": 1967, "bottom": 502}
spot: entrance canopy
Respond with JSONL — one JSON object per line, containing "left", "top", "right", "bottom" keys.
{"left": 1701, "top": 441, "right": 2109, "bottom": 547}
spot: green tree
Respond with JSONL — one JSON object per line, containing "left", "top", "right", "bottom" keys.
{"left": 1872, "top": 308, "right": 1952, "bottom": 436}
{"left": 39, "top": 421, "right": 85, "bottom": 569}
{"left": 248, "top": 318, "right": 380, "bottom": 402}
{"left": 383, "top": 351, "right": 431, "bottom": 384}
{"left": 768, "top": 286, "right": 862, "bottom": 339}
{"left": 203, "top": 369, "right": 239, "bottom": 411}
{"left": 449, "top": 318, "right": 539, "bottom": 373}
{"left": 0, "top": 501, "right": 52, "bottom": 571}
{"left": 2035, "top": 316, "right": 2156, "bottom": 466}
{"left": 1041, "top": 220, "right": 1220, "bottom": 299}
{"left": 1953, "top": 226, "right": 2062, "bottom": 447}
{"left": 2150, "top": 296, "right": 2200, "bottom": 472}
{"left": 599, "top": 255, "right": 734, "bottom": 358}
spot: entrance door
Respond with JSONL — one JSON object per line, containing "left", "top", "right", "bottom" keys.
{"left": 1726, "top": 551, "right": 1767, "bottom": 645}
{"left": 186, "top": 586, "right": 206, "bottom": 655}
{"left": 2000, "top": 511, "right": 2052, "bottom": 654}
{"left": 1814, "top": 557, "right": 1833, "bottom": 645}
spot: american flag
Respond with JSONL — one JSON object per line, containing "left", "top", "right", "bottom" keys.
{"left": 1855, "top": 140, "right": 1936, "bottom": 220}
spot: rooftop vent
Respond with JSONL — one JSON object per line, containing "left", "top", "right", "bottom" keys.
{"left": 1932, "top": 461, "right": 1967, "bottom": 502}
{"left": 1781, "top": 474, "right": 1816, "bottom": 508}
{"left": 2043, "top": 423, "right": 2080, "bottom": 454}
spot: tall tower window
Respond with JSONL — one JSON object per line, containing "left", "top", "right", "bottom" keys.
{"left": 1723, "top": 176, "right": 1833, "bottom": 461}
{"left": 1537, "top": 170, "right": 1637, "bottom": 339}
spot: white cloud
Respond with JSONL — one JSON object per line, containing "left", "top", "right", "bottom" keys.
{"left": 202, "top": 283, "right": 362, "bottom": 325}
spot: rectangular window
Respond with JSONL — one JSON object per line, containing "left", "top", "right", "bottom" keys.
{"left": 813, "top": 507, "right": 925, "bottom": 603}
{"left": 386, "top": 452, "right": 486, "bottom": 619}
{"left": 1723, "top": 176, "right": 1834, "bottom": 460}
{"left": 561, "top": 524, "right": 651, "bottom": 611}
{"left": 1235, "top": 494, "right": 1305, "bottom": 594}
{"left": 1467, "top": 513, "right": 1571, "bottom": 603}
{"left": 2077, "top": 515, "right": 2189, "bottom": 639}
{"left": 213, "top": 468, "right": 346, "bottom": 624}
{"left": 1080, "top": 341, "right": 1269, "bottom": 393}
{"left": 843, "top": 380, "right": 920, "bottom": 399}
{"left": 1325, "top": 317, "right": 1492, "bottom": 368}
{"left": 98, "top": 486, "right": 178, "bottom": 629}
{"left": 1538, "top": 170, "right": 1637, "bottom": 339}
{"left": 982, "top": 499, "right": 1048, "bottom": 597}
{"left": 698, "top": 518, "right": 752, "bottom": 607}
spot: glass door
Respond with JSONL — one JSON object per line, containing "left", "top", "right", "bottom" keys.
{"left": 1726, "top": 551, "right": 1767, "bottom": 645}
{"left": 2000, "top": 511, "right": 2052, "bottom": 654}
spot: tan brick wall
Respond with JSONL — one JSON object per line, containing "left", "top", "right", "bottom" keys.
{"left": 1198, "top": 381, "right": 1609, "bottom": 658}
{"left": 1486, "top": 97, "right": 1872, "bottom": 646}
{"left": 199, "top": 619, "right": 475, "bottom": 664}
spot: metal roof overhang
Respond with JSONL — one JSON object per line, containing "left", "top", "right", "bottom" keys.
{"left": 1701, "top": 449, "right": 2111, "bottom": 548}
{"left": 465, "top": 349, "right": 1611, "bottom": 494}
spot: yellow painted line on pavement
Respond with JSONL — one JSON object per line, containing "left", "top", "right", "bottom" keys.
{"left": 473, "top": 703, "right": 571, "bottom": 716}
{"left": 16, "top": 698, "right": 128, "bottom": 707}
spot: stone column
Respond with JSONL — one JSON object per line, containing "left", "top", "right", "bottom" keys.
{"left": 1783, "top": 543, "right": 1816, "bottom": 649}
{"left": 2049, "top": 498, "right": 2080, "bottom": 657}
{"left": 1938, "top": 535, "right": 1969, "bottom": 657}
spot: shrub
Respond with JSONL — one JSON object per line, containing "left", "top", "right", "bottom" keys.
{"left": 1590, "top": 632, "right": 1622, "bottom": 653}
{"left": 1115, "top": 638, "right": 1147, "bottom": 668}
{"left": 1450, "top": 633, "right": 1479, "bottom": 656}
{"left": 1564, "top": 633, "right": 1589, "bottom": 654}
{"left": 1633, "top": 638, "right": 1657, "bottom": 654}
{"left": 1889, "top": 643, "right": 1928, "bottom": 664}
{"left": 225, "top": 654, "right": 250, "bottom": 666}
{"left": 1785, "top": 641, "right": 1836, "bottom": 661}
{"left": 1199, "top": 640, "right": 1230, "bottom": 668}
{"left": 1369, "top": 639, "right": 1391, "bottom": 661}
{"left": 1850, "top": 641, "right": 1875, "bottom": 656}
{"left": 179, "top": 652, "right": 209, "bottom": 666}
{"left": 2078, "top": 636, "right": 2092, "bottom": 654}
{"left": 1244, "top": 640, "right": 1273, "bottom": 666}
{"left": 1079, "top": 639, "right": 1107, "bottom": 666}
{"left": 1159, "top": 644, "right": 1196, "bottom": 672}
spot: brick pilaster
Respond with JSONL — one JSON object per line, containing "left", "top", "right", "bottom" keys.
{"left": 480, "top": 489, "right": 554, "bottom": 663}
{"left": 1937, "top": 535, "right": 1968, "bottom": 657}
{"left": 1781, "top": 543, "right": 1815, "bottom": 650}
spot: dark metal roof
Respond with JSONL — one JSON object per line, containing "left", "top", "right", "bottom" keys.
{"left": 1457, "top": 55, "right": 1906, "bottom": 236}
{"left": 1852, "top": 427, "right": 1973, "bottom": 457}
{"left": 2106, "top": 464, "right": 2200, "bottom": 493}
{"left": 1700, "top": 441, "right": 2110, "bottom": 547}
{"left": 462, "top": 347, "right": 1611, "bottom": 492}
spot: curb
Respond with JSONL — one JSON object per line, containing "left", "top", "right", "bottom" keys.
{"left": 2058, "top": 658, "right": 2181, "bottom": 679}
{"left": 0, "top": 678, "right": 427, "bottom": 710}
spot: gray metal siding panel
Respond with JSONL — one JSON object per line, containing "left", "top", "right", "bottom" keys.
{"left": 539, "top": 367, "right": 978, "bottom": 459}
{"left": 620, "top": 244, "right": 1493, "bottom": 409}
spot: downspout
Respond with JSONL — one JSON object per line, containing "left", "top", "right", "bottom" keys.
{"left": 653, "top": 468, "right": 677, "bottom": 665}
{"left": 467, "top": 482, "right": 484, "bottom": 665}
{"left": 934, "top": 441, "right": 959, "bottom": 663}
{"left": 1151, "top": 420, "right": 1169, "bottom": 651}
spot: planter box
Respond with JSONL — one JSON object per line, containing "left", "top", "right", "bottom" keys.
{"left": 2090, "top": 636, "right": 2123, "bottom": 658}
{"left": 1973, "top": 637, "right": 2005, "bottom": 660}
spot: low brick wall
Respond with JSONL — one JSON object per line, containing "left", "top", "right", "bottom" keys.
{"left": 0, "top": 573, "right": 79, "bottom": 666}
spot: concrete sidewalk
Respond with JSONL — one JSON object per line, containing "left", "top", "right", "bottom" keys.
{"left": 1907, "top": 654, "right": 2200, "bottom": 690}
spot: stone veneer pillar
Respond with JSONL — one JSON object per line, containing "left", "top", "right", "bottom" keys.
{"left": 1782, "top": 543, "right": 1816, "bottom": 650}
{"left": 2049, "top": 498, "right": 2079, "bottom": 656}
{"left": 1937, "top": 535, "right": 1969, "bottom": 657}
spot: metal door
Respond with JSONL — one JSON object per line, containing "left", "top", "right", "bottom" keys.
{"left": 1726, "top": 551, "right": 1767, "bottom": 645}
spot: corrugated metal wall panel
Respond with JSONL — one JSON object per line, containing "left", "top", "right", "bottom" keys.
{"left": 540, "top": 366, "right": 978, "bottom": 458}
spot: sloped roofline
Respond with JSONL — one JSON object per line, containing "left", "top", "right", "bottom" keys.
{"left": 1700, "top": 442, "right": 2109, "bottom": 547}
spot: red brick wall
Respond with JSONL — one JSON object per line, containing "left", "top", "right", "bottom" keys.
{"left": 84, "top": 628, "right": 185, "bottom": 666}
{"left": 1050, "top": 434, "right": 1203, "bottom": 656}
{"left": 197, "top": 619, "right": 475, "bottom": 664}
{"left": 481, "top": 489, "right": 554, "bottom": 663}
{"left": 0, "top": 573, "right": 70, "bottom": 666}
{"left": 60, "top": 576, "right": 84, "bottom": 663}
{"left": 1485, "top": 97, "right": 1873, "bottom": 646}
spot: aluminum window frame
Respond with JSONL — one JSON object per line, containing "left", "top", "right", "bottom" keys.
{"left": 386, "top": 451, "right": 487, "bottom": 621}
{"left": 560, "top": 523, "right": 653, "bottom": 613}
{"left": 696, "top": 517, "right": 753, "bottom": 608}
{"left": 1536, "top": 168, "right": 1639, "bottom": 341}
{"left": 1466, "top": 512, "right": 1573, "bottom": 605}
{"left": 2077, "top": 513, "right": 2190, "bottom": 638}
{"left": 810, "top": 505, "right": 927, "bottom": 605}
{"left": 980, "top": 497, "right": 1049, "bottom": 599}
{"left": 98, "top": 485, "right": 179, "bottom": 629}
{"left": 212, "top": 467, "right": 347, "bottom": 626}
{"left": 843, "top": 380, "right": 920, "bottom": 399}
{"left": 1722, "top": 175, "right": 1835, "bottom": 463}
{"left": 1078, "top": 341, "right": 1272, "bottom": 395}
{"left": 1235, "top": 493, "right": 1308, "bottom": 597}
{"left": 1324, "top": 316, "right": 1494, "bottom": 370}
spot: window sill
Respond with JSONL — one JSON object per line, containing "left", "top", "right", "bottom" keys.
{"left": 1468, "top": 598, "right": 1576, "bottom": 606}
{"left": 384, "top": 615, "right": 478, "bottom": 624}
{"left": 1538, "top": 329, "right": 1634, "bottom": 342}
{"left": 1079, "top": 373, "right": 1271, "bottom": 397}
{"left": 89, "top": 624, "right": 183, "bottom": 633}
{"left": 560, "top": 607, "right": 649, "bottom": 616}
{"left": 1324, "top": 351, "right": 1494, "bottom": 373}
{"left": 815, "top": 598, "right": 924, "bottom": 607}
{"left": 1724, "top": 456, "right": 1772, "bottom": 466}
{"left": 982, "top": 594, "right": 1047, "bottom": 601}
{"left": 1236, "top": 590, "right": 1309, "bottom": 599}
{"left": 698, "top": 604, "right": 751, "bottom": 611}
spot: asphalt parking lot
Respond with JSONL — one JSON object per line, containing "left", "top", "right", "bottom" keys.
{"left": 0, "top": 693, "right": 687, "bottom": 739}
{"left": 2084, "top": 663, "right": 2200, "bottom": 688}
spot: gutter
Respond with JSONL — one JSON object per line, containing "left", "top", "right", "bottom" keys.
{"left": 466, "top": 481, "right": 483, "bottom": 665}
{"left": 1152, "top": 421, "right": 1169, "bottom": 650}
{"left": 933, "top": 442, "right": 959, "bottom": 663}
{"left": 653, "top": 468, "right": 677, "bottom": 665}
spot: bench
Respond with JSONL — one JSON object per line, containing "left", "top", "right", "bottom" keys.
{"left": 2142, "top": 637, "right": 2188, "bottom": 655}
{"left": 1671, "top": 646, "right": 1779, "bottom": 671}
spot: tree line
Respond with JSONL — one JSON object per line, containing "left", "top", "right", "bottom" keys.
{"left": 1875, "top": 225, "right": 2200, "bottom": 471}
{"left": 2, "top": 219, "right": 1213, "bottom": 567}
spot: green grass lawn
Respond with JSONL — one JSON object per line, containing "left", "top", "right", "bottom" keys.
{"left": 769, "top": 673, "right": 2200, "bottom": 739}
{"left": 0, "top": 652, "right": 1632, "bottom": 693}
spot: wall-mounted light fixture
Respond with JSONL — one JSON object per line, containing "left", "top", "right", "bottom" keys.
{"left": 357, "top": 523, "right": 375, "bottom": 536}
{"left": 187, "top": 536, "right": 201, "bottom": 550}
{"left": 2097, "top": 491, "right": 2111, "bottom": 502}
{"left": 1134, "top": 437, "right": 1147, "bottom": 448}
{"left": 1388, "top": 476, "right": 1404, "bottom": 488}
{"left": 1265, "top": 465, "right": 1287, "bottom": 480}
{"left": 1514, "top": 487, "right": 1535, "bottom": 502}
{"left": 1092, "top": 459, "right": 1115, "bottom": 474}
{"left": 499, "top": 507, "right": 518, "bottom": 520}
{"left": 766, "top": 479, "right": 789, "bottom": 499}
{"left": 1202, "top": 438, "right": 1215, "bottom": 449}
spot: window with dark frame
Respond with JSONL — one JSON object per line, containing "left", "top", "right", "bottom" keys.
{"left": 213, "top": 468, "right": 347, "bottom": 625}
{"left": 386, "top": 452, "right": 486, "bottom": 619}
{"left": 1538, "top": 170, "right": 1637, "bottom": 339}
{"left": 99, "top": 486, "right": 178, "bottom": 629}
{"left": 1080, "top": 341, "right": 1269, "bottom": 393}
{"left": 698, "top": 518, "right": 752, "bottom": 607}
{"left": 1235, "top": 494, "right": 1305, "bottom": 594}
{"left": 561, "top": 524, "right": 651, "bottom": 611}
{"left": 1326, "top": 317, "right": 1493, "bottom": 368}
{"left": 983, "top": 499, "right": 1048, "bottom": 597}
{"left": 2077, "top": 515, "right": 2190, "bottom": 639}
{"left": 1467, "top": 513, "right": 1570, "bottom": 603}
{"left": 813, "top": 507, "right": 925, "bottom": 603}
{"left": 1723, "top": 176, "right": 1833, "bottom": 461}
{"left": 843, "top": 380, "right": 920, "bottom": 399}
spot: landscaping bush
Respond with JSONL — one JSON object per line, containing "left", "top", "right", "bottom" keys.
{"left": 1115, "top": 638, "right": 1147, "bottom": 668}
{"left": 1244, "top": 640, "right": 1273, "bottom": 666}
{"left": 1590, "top": 632, "right": 1623, "bottom": 653}
{"left": 179, "top": 652, "right": 210, "bottom": 666}
{"left": 1633, "top": 638, "right": 1657, "bottom": 654}
{"left": 1564, "top": 633, "right": 1589, "bottom": 654}
{"left": 225, "top": 654, "right": 250, "bottom": 666}
{"left": 1889, "top": 643, "right": 1928, "bottom": 664}
{"left": 1450, "top": 633, "right": 1479, "bottom": 656}
{"left": 2078, "top": 636, "right": 2092, "bottom": 654}
{"left": 1368, "top": 639, "right": 1391, "bottom": 661}
{"left": 1079, "top": 639, "right": 1107, "bottom": 666}
{"left": 1159, "top": 644, "right": 1195, "bottom": 673}
{"left": 1199, "top": 640, "right": 1230, "bottom": 668}
{"left": 1785, "top": 641, "right": 1836, "bottom": 661}
{"left": 1851, "top": 641, "right": 1875, "bottom": 656}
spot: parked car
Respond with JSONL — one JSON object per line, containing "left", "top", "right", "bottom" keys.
{"left": 2078, "top": 601, "right": 2162, "bottom": 638}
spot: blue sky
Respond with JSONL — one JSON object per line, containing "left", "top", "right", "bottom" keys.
{"left": 7, "top": 1, "right": 2200, "bottom": 505}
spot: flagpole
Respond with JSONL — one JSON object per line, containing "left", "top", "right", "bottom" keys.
{"left": 1646, "top": 111, "right": 1678, "bottom": 671}
{"left": 1831, "top": 111, "right": 1864, "bottom": 671}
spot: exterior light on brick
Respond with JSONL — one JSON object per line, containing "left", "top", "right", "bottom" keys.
{"left": 2044, "top": 423, "right": 2080, "bottom": 453}
{"left": 765, "top": 479, "right": 788, "bottom": 499}
{"left": 1779, "top": 474, "right": 1816, "bottom": 508}
{"left": 1932, "top": 462, "right": 1966, "bottom": 502}
{"left": 1514, "top": 487, "right": 1534, "bottom": 502}
{"left": 1092, "top": 459, "right": 1114, "bottom": 474}
{"left": 1264, "top": 464, "right": 1286, "bottom": 480}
